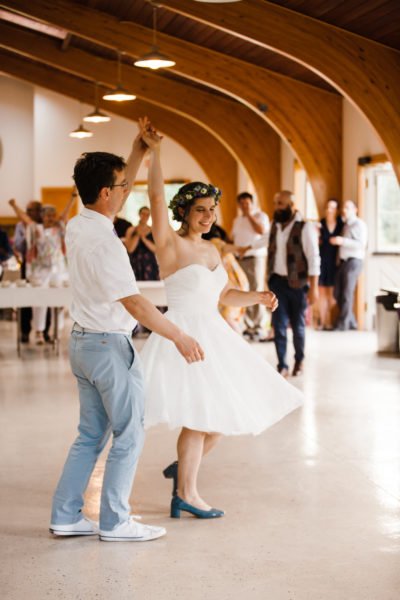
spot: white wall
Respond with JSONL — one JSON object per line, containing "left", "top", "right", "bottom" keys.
{"left": 0, "top": 76, "right": 34, "bottom": 209}
{"left": 0, "top": 76, "right": 207, "bottom": 215}
{"left": 342, "top": 99, "right": 386, "bottom": 201}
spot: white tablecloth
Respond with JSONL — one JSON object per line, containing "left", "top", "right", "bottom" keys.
{"left": 0, "top": 281, "right": 167, "bottom": 309}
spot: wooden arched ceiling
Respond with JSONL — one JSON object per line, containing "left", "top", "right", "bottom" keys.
{"left": 163, "top": 0, "right": 400, "bottom": 183}
{"left": 0, "top": 0, "right": 342, "bottom": 214}
{"left": 0, "top": 50, "right": 238, "bottom": 227}
{"left": 0, "top": 19, "right": 281, "bottom": 220}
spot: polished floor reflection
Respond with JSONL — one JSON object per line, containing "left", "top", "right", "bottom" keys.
{"left": 0, "top": 321, "right": 399, "bottom": 600}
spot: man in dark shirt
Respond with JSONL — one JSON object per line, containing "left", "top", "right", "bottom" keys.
{"left": 0, "top": 228, "right": 13, "bottom": 266}
{"left": 113, "top": 216, "right": 132, "bottom": 238}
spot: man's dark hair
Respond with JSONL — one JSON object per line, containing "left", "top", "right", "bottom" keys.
{"left": 237, "top": 192, "right": 253, "bottom": 203}
{"left": 73, "top": 152, "right": 126, "bottom": 205}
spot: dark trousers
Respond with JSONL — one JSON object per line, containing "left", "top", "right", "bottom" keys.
{"left": 334, "top": 258, "right": 363, "bottom": 330}
{"left": 19, "top": 260, "right": 51, "bottom": 338}
{"left": 20, "top": 261, "right": 31, "bottom": 336}
{"left": 269, "top": 274, "right": 308, "bottom": 370}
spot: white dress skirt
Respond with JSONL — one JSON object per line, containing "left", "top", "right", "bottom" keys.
{"left": 140, "top": 263, "right": 303, "bottom": 435}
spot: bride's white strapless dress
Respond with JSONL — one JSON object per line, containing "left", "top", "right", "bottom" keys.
{"left": 140, "top": 263, "right": 303, "bottom": 435}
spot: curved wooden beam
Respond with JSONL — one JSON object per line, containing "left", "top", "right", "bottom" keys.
{"left": 1, "top": 0, "right": 342, "bottom": 212}
{"left": 164, "top": 0, "right": 400, "bottom": 183}
{"left": 0, "top": 19, "right": 281, "bottom": 217}
{"left": 0, "top": 50, "right": 238, "bottom": 227}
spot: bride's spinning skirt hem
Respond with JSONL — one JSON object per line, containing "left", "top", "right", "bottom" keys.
{"left": 144, "top": 410, "right": 301, "bottom": 437}
{"left": 141, "top": 264, "right": 303, "bottom": 436}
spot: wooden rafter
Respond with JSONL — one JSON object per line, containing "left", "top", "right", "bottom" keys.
{"left": 0, "top": 49, "right": 238, "bottom": 227}
{"left": 163, "top": 0, "right": 400, "bottom": 184}
{"left": 0, "top": 0, "right": 343, "bottom": 211}
{"left": 0, "top": 20, "right": 281, "bottom": 214}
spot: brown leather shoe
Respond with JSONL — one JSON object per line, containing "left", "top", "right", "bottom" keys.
{"left": 292, "top": 361, "right": 303, "bottom": 376}
{"left": 278, "top": 366, "right": 289, "bottom": 378}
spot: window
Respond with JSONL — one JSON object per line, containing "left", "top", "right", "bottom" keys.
{"left": 375, "top": 167, "right": 400, "bottom": 252}
{"left": 121, "top": 181, "right": 185, "bottom": 230}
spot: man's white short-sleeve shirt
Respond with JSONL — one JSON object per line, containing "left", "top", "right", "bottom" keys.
{"left": 66, "top": 207, "right": 139, "bottom": 333}
{"left": 231, "top": 211, "right": 270, "bottom": 257}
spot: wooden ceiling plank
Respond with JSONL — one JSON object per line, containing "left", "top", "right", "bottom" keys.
{"left": 0, "top": 0, "right": 342, "bottom": 210}
{"left": 0, "top": 48, "right": 238, "bottom": 228}
{"left": 0, "top": 20, "right": 281, "bottom": 216}
{"left": 162, "top": 0, "right": 400, "bottom": 185}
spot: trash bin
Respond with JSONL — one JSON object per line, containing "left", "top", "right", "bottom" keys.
{"left": 375, "top": 290, "right": 400, "bottom": 354}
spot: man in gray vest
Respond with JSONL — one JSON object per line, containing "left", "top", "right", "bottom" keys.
{"left": 267, "top": 191, "right": 320, "bottom": 377}
{"left": 330, "top": 200, "right": 368, "bottom": 330}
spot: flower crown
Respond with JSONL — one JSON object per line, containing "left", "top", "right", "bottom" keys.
{"left": 169, "top": 182, "right": 222, "bottom": 222}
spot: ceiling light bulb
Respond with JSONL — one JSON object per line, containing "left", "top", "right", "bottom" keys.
{"left": 83, "top": 109, "right": 111, "bottom": 123}
{"left": 134, "top": 48, "right": 176, "bottom": 70}
{"left": 69, "top": 124, "right": 93, "bottom": 139}
{"left": 102, "top": 84, "right": 136, "bottom": 102}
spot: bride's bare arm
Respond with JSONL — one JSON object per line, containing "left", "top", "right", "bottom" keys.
{"left": 140, "top": 122, "right": 175, "bottom": 251}
{"left": 220, "top": 283, "right": 279, "bottom": 311}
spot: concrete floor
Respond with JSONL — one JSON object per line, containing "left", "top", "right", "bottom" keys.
{"left": 0, "top": 319, "right": 399, "bottom": 600}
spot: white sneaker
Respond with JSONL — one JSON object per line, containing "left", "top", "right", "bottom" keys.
{"left": 99, "top": 517, "right": 166, "bottom": 542}
{"left": 49, "top": 516, "right": 99, "bottom": 536}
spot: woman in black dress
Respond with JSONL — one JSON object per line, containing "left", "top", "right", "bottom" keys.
{"left": 318, "top": 198, "right": 343, "bottom": 329}
{"left": 125, "top": 206, "right": 160, "bottom": 335}
{"left": 125, "top": 206, "right": 159, "bottom": 281}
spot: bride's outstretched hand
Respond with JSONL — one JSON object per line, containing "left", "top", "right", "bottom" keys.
{"left": 138, "top": 116, "right": 162, "bottom": 150}
{"left": 257, "top": 291, "right": 279, "bottom": 312}
{"left": 173, "top": 331, "right": 205, "bottom": 364}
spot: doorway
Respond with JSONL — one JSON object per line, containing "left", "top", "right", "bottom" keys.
{"left": 358, "top": 158, "right": 400, "bottom": 330}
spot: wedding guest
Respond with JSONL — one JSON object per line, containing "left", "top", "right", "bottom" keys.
{"left": 113, "top": 215, "right": 132, "bottom": 238}
{"left": 125, "top": 206, "right": 159, "bottom": 281}
{"left": 330, "top": 200, "right": 368, "bottom": 331}
{"left": 0, "top": 227, "right": 13, "bottom": 266}
{"left": 318, "top": 198, "right": 343, "bottom": 330}
{"left": 231, "top": 192, "right": 270, "bottom": 341}
{"left": 266, "top": 191, "right": 320, "bottom": 378}
{"left": 125, "top": 206, "right": 161, "bottom": 336}
{"left": 207, "top": 228, "right": 250, "bottom": 334}
{"left": 8, "top": 192, "right": 76, "bottom": 344}
{"left": 12, "top": 200, "right": 43, "bottom": 343}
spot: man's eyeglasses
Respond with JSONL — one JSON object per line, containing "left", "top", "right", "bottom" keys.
{"left": 110, "top": 180, "right": 129, "bottom": 190}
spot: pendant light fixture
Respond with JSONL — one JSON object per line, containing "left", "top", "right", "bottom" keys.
{"left": 134, "top": 3, "right": 175, "bottom": 70}
{"left": 103, "top": 51, "right": 136, "bottom": 101}
{"left": 69, "top": 123, "right": 94, "bottom": 139}
{"left": 84, "top": 82, "right": 111, "bottom": 123}
{"left": 69, "top": 102, "right": 93, "bottom": 138}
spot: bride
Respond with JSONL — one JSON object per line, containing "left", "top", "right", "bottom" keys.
{"left": 139, "top": 119, "right": 303, "bottom": 519}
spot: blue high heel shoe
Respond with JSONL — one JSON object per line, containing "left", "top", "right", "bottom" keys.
{"left": 170, "top": 495, "right": 225, "bottom": 519}
{"left": 163, "top": 461, "right": 178, "bottom": 496}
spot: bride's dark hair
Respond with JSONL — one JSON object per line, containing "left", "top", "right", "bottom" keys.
{"left": 169, "top": 182, "right": 221, "bottom": 223}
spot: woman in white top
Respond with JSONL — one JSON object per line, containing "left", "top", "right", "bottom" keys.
{"left": 9, "top": 194, "right": 76, "bottom": 344}
{"left": 139, "top": 120, "right": 303, "bottom": 520}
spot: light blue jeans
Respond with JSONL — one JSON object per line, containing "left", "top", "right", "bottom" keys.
{"left": 51, "top": 330, "right": 145, "bottom": 531}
